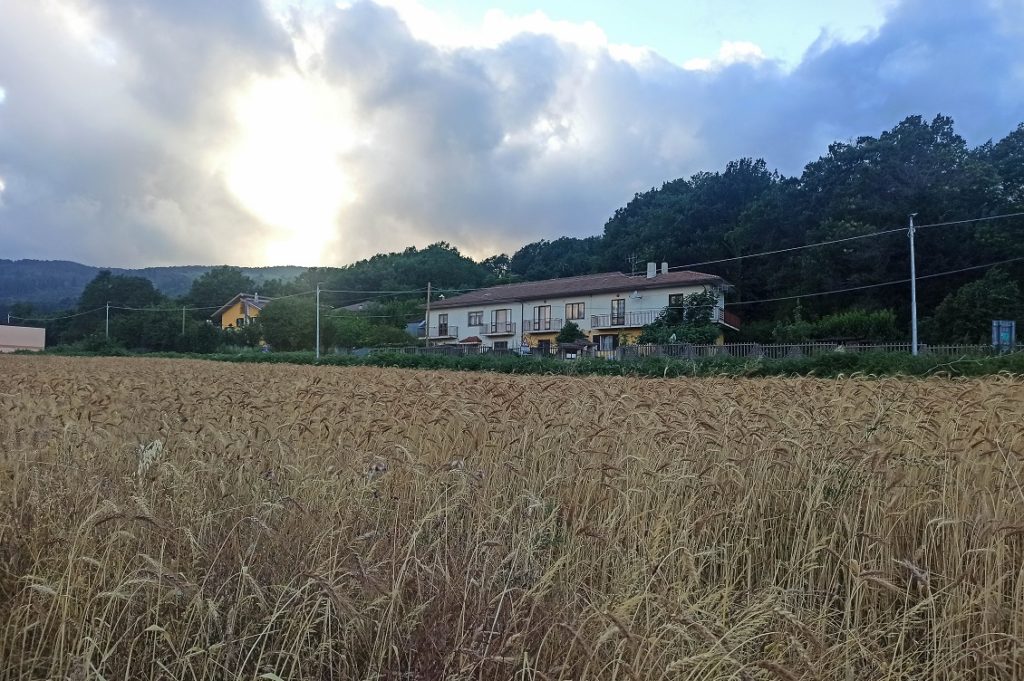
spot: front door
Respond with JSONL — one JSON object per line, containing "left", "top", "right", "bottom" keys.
{"left": 438, "top": 313, "right": 448, "bottom": 337}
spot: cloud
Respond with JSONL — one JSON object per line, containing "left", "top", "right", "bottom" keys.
{"left": 683, "top": 41, "right": 767, "bottom": 71}
{"left": 0, "top": 0, "right": 1022, "bottom": 267}
{"left": 0, "top": 0, "right": 292, "bottom": 266}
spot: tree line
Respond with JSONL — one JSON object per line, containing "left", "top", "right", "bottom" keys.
{"left": 21, "top": 266, "right": 415, "bottom": 353}
{"left": 7, "top": 114, "right": 1024, "bottom": 347}
{"left": 295, "top": 114, "right": 1024, "bottom": 344}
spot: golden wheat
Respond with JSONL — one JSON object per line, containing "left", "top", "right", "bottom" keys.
{"left": 1, "top": 355, "right": 1022, "bottom": 680}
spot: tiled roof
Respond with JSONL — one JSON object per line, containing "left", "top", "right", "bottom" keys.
{"left": 432, "top": 270, "right": 728, "bottom": 310}
{"left": 211, "top": 293, "right": 266, "bottom": 320}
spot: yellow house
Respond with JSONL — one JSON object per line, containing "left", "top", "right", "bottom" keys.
{"left": 211, "top": 293, "right": 266, "bottom": 330}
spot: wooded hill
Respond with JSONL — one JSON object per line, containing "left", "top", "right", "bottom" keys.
{"left": 5, "top": 114, "right": 1023, "bottom": 343}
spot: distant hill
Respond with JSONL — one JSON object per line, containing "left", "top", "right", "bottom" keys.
{"left": 0, "top": 260, "right": 306, "bottom": 313}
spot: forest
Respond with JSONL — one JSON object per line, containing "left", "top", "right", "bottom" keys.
{"left": 5, "top": 114, "right": 1023, "bottom": 346}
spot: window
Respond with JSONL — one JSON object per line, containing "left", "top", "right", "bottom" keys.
{"left": 468, "top": 311, "right": 483, "bottom": 326}
{"left": 493, "top": 341, "right": 509, "bottom": 350}
{"left": 534, "top": 305, "right": 551, "bottom": 331}
{"left": 491, "top": 308, "right": 512, "bottom": 333}
{"left": 438, "top": 313, "right": 449, "bottom": 336}
{"left": 235, "top": 317, "right": 245, "bottom": 327}
{"left": 668, "top": 294, "right": 686, "bottom": 308}
{"left": 565, "top": 302, "right": 585, "bottom": 320}
{"left": 610, "top": 299, "right": 625, "bottom": 326}
{"left": 596, "top": 334, "right": 619, "bottom": 351}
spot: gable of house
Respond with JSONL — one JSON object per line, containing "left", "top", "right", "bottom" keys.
{"left": 211, "top": 293, "right": 266, "bottom": 329}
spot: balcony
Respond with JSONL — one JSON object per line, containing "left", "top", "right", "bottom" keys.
{"left": 428, "top": 325, "right": 458, "bottom": 339}
{"left": 590, "top": 310, "right": 656, "bottom": 329}
{"left": 482, "top": 321, "right": 516, "bottom": 336}
{"left": 524, "top": 318, "right": 562, "bottom": 333}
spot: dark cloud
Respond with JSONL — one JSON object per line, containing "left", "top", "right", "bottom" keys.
{"left": 0, "top": 0, "right": 1021, "bottom": 266}
{"left": 316, "top": 0, "right": 1024, "bottom": 263}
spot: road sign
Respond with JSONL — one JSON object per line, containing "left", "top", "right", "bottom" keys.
{"left": 992, "top": 320, "right": 1016, "bottom": 351}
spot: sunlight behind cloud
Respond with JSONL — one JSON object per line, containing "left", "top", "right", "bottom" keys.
{"left": 219, "top": 73, "right": 361, "bottom": 266}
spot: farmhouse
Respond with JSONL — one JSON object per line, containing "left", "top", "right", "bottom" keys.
{"left": 210, "top": 293, "right": 265, "bottom": 330}
{"left": 427, "top": 262, "right": 739, "bottom": 351}
{"left": 0, "top": 325, "right": 45, "bottom": 353}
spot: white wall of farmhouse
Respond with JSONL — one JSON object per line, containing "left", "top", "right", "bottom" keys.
{"left": 427, "top": 283, "right": 725, "bottom": 348}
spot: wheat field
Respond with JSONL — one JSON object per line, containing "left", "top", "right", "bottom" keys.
{"left": 1, "top": 356, "right": 1022, "bottom": 680}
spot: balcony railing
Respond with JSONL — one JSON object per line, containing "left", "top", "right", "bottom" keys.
{"left": 590, "top": 310, "right": 656, "bottom": 328}
{"left": 524, "top": 318, "right": 562, "bottom": 333}
{"left": 483, "top": 321, "right": 516, "bottom": 336}
{"left": 428, "top": 325, "right": 458, "bottom": 339}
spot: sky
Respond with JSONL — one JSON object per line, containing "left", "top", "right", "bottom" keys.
{"left": 0, "top": 0, "right": 1022, "bottom": 268}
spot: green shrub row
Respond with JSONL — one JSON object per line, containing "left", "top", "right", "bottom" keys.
{"left": 35, "top": 347, "right": 1024, "bottom": 378}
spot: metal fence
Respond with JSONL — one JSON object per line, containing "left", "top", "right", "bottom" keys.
{"left": 366, "top": 341, "right": 1024, "bottom": 361}
{"left": 621, "top": 342, "right": 1024, "bottom": 360}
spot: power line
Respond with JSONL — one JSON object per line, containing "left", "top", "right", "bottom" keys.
{"left": 8, "top": 306, "right": 106, "bottom": 323}
{"left": 110, "top": 304, "right": 223, "bottom": 312}
{"left": 915, "top": 211, "right": 1024, "bottom": 231}
{"left": 725, "top": 254, "right": 1024, "bottom": 307}
{"left": 320, "top": 287, "right": 427, "bottom": 295}
{"left": 324, "top": 312, "right": 424, "bottom": 319}
{"left": 665, "top": 210, "right": 1024, "bottom": 273}
{"left": 265, "top": 289, "right": 314, "bottom": 300}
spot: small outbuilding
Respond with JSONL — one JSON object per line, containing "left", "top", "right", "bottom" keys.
{"left": 0, "top": 325, "right": 45, "bottom": 353}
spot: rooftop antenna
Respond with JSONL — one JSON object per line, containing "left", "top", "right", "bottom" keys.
{"left": 627, "top": 253, "right": 640, "bottom": 276}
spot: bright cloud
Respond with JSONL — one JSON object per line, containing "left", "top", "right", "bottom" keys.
{"left": 683, "top": 41, "right": 768, "bottom": 71}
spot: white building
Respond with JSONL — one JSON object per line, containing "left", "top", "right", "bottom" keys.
{"left": 0, "top": 325, "right": 45, "bottom": 353}
{"left": 427, "top": 262, "right": 738, "bottom": 351}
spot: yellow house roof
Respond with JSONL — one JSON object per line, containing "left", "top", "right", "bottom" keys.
{"left": 211, "top": 293, "right": 266, "bottom": 323}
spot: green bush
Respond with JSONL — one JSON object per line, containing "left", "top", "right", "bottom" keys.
{"left": 774, "top": 308, "right": 901, "bottom": 342}
{"left": 41, "top": 345, "right": 1024, "bottom": 379}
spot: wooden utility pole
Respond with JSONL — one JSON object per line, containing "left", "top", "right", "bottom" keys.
{"left": 181, "top": 306, "right": 186, "bottom": 335}
{"left": 424, "top": 282, "right": 431, "bottom": 348}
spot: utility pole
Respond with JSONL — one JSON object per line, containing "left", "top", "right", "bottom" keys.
{"left": 105, "top": 302, "right": 110, "bottom": 339}
{"left": 424, "top": 282, "right": 431, "bottom": 348}
{"left": 181, "top": 306, "right": 186, "bottom": 335}
{"left": 908, "top": 213, "right": 919, "bottom": 356}
{"left": 315, "top": 283, "right": 321, "bottom": 361}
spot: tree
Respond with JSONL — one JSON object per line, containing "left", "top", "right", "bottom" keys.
{"left": 556, "top": 321, "right": 586, "bottom": 344}
{"left": 481, "top": 254, "right": 513, "bottom": 282}
{"left": 637, "top": 290, "right": 720, "bottom": 344}
{"left": 78, "top": 271, "right": 164, "bottom": 310}
{"left": 66, "top": 271, "right": 166, "bottom": 342}
{"left": 259, "top": 298, "right": 316, "bottom": 351}
{"left": 509, "top": 237, "right": 602, "bottom": 280}
{"left": 186, "top": 266, "right": 256, "bottom": 307}
{"left": 922, "top": 269, "right": 1023, "bottom": 343}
